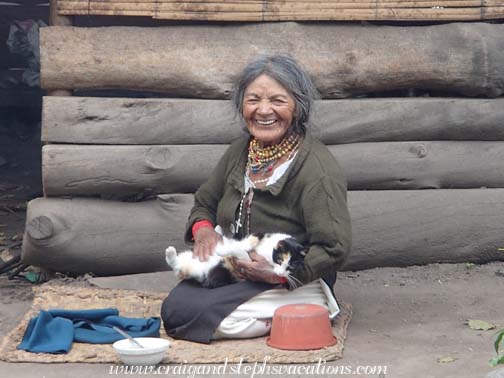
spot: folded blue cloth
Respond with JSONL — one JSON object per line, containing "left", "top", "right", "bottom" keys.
{"left": 17, "top": 308, "right": 160, "bottom": 354}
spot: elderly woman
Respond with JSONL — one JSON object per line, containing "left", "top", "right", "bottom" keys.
{"left": 161, "top": 55, "right": 351, "bottom": 343}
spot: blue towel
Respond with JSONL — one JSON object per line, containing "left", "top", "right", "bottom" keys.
{"left": 17, "top": 308, "right": 161, "bottom": 354}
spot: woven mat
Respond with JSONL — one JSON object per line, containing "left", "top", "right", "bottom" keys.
{"left": 0, "top": 284, "right": 352, "bottom": 364}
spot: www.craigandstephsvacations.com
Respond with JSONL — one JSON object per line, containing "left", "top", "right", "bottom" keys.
{"left": 108, "top": 357, "right": 389, "bottom": 377}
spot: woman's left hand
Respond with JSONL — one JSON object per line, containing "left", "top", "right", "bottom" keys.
{"left": 233, "top": 251, "right": 284, "bottom": 284}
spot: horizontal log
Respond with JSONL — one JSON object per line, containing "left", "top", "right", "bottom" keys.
{"left": 61, "top": 0, "right": 504, "bottom": 3}
{"left": 42, "top": 97, "right": 504, "bottom": 145}
{"left": 22, "top": 195, "right": 190, "bottom": 275}
{"left": 40, "top": 23, "right": 504, "bottom": 98}
{"left": 56, "top": 0, "right": 504, "bottom": 20}
{"left": 42, "top": 144, "right": 225, "bottom": 196}
{"left": 42, "top": 142, "right": 504, "bottom": 197}
{"left": 150, "top": 8, "right": 504, "bottom": 22}
{"left": 21, "top": 189, "right": 504, "bottom": 275}
{"left": 63, "top": 1, "right": 496, "bottom": 12}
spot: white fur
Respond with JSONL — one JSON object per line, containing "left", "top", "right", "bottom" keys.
{"left": 165, "top": 246, "right": 222, "bottom": 282}
{"left": 252, "top": 233, "right": 291, "bottom": 265}
{"left": 165, "top": 230, "right": 293, "bottom": 284}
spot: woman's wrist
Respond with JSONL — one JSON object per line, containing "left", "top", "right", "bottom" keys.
{"left": 191, "top": 220, "right": 213, "bottom": 240}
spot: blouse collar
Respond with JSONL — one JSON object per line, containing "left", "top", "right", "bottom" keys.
{"left": 227, "top": 131, "right": 313, "bottom": 196}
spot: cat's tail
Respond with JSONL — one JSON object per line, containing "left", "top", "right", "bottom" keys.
{"left": 165, "top": 246, "right": 177, "bottom": 268}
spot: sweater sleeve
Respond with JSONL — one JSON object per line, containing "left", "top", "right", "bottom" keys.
{"left": 294, "top": 174, "right": 352, "bottom": 285}
{"left": 184, "top": 141, "right": 243, "bottom": 244}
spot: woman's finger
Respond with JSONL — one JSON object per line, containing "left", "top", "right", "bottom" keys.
{"left": 248, "top": 251, "right": 267, "bottom": 263}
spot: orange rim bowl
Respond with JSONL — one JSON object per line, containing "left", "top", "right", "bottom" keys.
{"left": 266, "top": 303, "right": 337, "bottom": 350}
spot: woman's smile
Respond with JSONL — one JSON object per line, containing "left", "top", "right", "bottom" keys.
{"left": 255, "top": 119, "right": 277, "bottom": 126}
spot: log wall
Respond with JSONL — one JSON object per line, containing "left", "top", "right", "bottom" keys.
{"left": 42, "top": 97, "right": 504, "bottom": 144}
{"left": 42, "top": 142, "right": 504, "bottom": 196}
{"left": 55, "top": 0, "right": 504, "bottom": 21}
{"left": 22, "top": 190, "right": 504, "bottom": 275}
{"left": 40, "top": 23, "right": 504, "bottom": 98}
{"left": 24, "top": 18, "right": 504, "bottom": 276}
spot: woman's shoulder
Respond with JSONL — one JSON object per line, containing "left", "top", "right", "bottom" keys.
{"left": 226, "top": 135, "right": 249, "bottom": 156}
{"left": 215, "top": 136, "right": 249, "bottom": 177}
{"left": 302, "top": 134, "right": 345, "bottom": 178}
{"left": 294, "top": 135, "right": 348, "bottom": 197}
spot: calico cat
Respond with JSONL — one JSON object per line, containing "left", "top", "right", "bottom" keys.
{"left": 165, "top": 230, "right": 307, "bottom": 289}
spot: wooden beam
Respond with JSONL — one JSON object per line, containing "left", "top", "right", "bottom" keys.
{"left": 54, "top": 0, "right": 504, "bottom": 20}
{"left": 40, "top": 23, "right": 504, "bottom": 98}
{"left": 21, "top": 189, "right": 504, "bottom": 275}
{"left": 48, "top": 0, "right": 72, "bottom": 96}
{"left": 22, "top": 195, "right": 191, "bottom": 275}
{"left": 42, "top": 141, "right": 504, "bottom": 196}
{"left": 42, "top": 97, "right": 504, "bottom": 145}
{"left": 50, "top": 0, "right": 72, "bottom": 25}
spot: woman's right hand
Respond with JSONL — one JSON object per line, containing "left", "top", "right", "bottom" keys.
{"left": 193, "top": 227, "right": 222, "bottom": 261}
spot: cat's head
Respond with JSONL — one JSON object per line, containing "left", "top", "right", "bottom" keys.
{"left": 272, "top": 237, "right": 307, "bottom": 278}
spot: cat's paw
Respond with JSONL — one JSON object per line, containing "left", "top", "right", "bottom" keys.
{"left": 214, "top": 225, "right": 223, "bottom": 236}
{"left": 165, "top": 246, "right": 177, "bottom": 266}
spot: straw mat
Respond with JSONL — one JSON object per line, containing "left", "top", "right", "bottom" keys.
{"left": 0, "top": 284, "right": 352, "bottom": 364}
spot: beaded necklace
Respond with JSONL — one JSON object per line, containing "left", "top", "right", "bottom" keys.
{"left": 234, "top": 139, "right": 300, "bottom": 236}
{"left": 248, "top": 133, "right": 300, "bottom": 174}
{"left": 245, "top": 143, "right": 300, "bottom": 188}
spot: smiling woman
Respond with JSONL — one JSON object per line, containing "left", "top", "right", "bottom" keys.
{"left": 161, "top": 55, "right": 352, "bottom": 344}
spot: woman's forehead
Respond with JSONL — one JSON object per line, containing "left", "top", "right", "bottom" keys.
{"left": 244, "top": 74, "right": 290, "bottom": 96}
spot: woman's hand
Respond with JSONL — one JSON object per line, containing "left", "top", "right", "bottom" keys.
{"left": 234, "top": 251, "right": 284, "bottom": 284}
{"left": 193, "top": 227, "right": 222, "bottom": 261}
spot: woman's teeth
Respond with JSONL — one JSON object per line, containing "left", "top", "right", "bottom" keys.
{"left": 256, "top": 119, "right": 276, "bottom": 126}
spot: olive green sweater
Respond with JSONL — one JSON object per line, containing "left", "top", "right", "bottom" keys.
{"left": 185, "top": 132, "right": 352, "bottom": 284}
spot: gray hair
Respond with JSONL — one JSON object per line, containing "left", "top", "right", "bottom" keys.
{"left": 232, "top": 55, "right": 319, "bottom": 135}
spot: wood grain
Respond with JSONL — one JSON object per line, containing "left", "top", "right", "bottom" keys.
{"left": 40, "top": 23, "right": 504, "bottom": 98}
{"left": 42, "top": 96, "right": 504, "bottom": 145}
{"left": 42, "top": 142, "right": 504, "bottom": 196}
{"left": 22, "top": 190, "right": 504, "bottom": 274}
{"left": 55, "top": 0, "right": 504, "bottom": 21}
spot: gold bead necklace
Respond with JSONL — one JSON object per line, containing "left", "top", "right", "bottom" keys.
{"left": 248, "top": 133, "right": 300, "bottom": 173}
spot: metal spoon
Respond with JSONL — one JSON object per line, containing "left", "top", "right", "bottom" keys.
{"left": 112, "top": 326, "right": 145, "bottom": 349}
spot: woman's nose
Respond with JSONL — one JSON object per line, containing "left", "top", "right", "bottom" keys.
{"left": 257, "top": 100, "right": 272, "bottom": 115}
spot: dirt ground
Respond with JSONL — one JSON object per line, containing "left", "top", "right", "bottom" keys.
{"left": 1, "top": 263, "right": 504, "bottom": 378}
{"left": 1, "top": 113, "right": 504, "bottom": 378}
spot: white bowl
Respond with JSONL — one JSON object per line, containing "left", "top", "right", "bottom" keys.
{"left": 113, "top": 337, "right": 170, "bottom": 366}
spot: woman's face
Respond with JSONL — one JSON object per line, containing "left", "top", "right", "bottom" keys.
{"left": 242, "top": 74, "right": 295, "bottom": 146}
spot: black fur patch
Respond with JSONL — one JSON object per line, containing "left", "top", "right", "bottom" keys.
{"left": 202, "top": 262, "right": 236, "bottom": 289}
{"left": 272, "top": 238, "right": 307, "bottom": 272}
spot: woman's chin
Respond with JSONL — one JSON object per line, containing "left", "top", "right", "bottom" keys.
{"left": 250, "top": 129, "right": 287, "bottom": 146}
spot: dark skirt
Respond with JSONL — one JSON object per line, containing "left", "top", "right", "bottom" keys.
{"left": 161, "top": 280, "right": 274, "bottom": 344}
{"left": 160, "top": 272, "right": 336, "bottom": 344}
